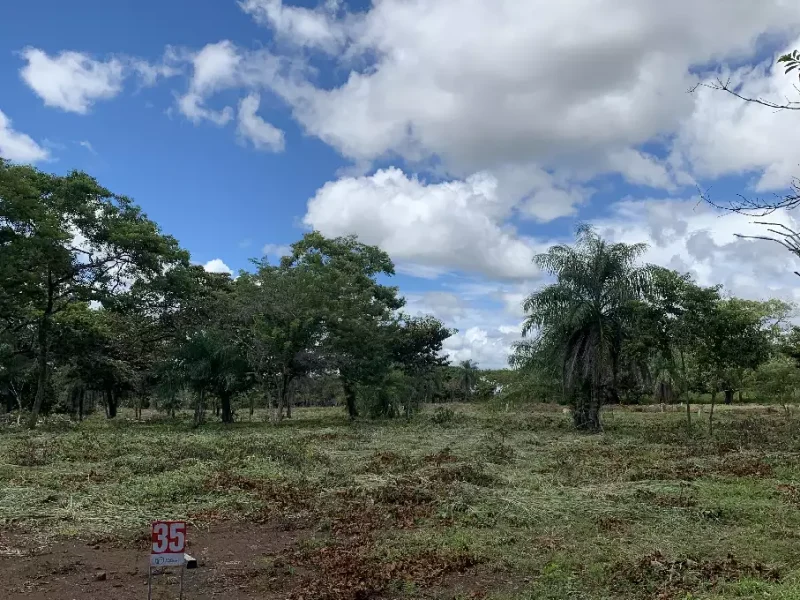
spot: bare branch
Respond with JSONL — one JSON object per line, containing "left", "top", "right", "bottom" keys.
{"left": 689, "top": 77, "right": 800, "bottom": 111}
{"left": 700, "top": 182, "right": 800, "bottom": 216}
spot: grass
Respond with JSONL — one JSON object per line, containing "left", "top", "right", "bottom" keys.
{"left": 2, "top": 403, "right": 800, "bottom": 598}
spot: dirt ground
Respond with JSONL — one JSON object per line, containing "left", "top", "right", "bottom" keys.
{"left": 1, "top": 522, "right": 512, "bottom": 600}
{"left": 2, "top": 523, "right": 307, "bottom": 599}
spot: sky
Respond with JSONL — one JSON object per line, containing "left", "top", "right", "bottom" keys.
{"left": 3, "top": 0, "right": 800, "bottom": 368}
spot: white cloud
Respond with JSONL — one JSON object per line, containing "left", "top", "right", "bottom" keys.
{"left": 404, "top": 291, "right": 467, "bottom": 322}
{"left": 262, "top": 243, "right": 292, "bottom": 258}
{"left": 442, "top": 326, "right": 521, "bottom": 369}
{"left": 20, "top": 48, "right": 125, "bottom": 114}
{"left": 130, "top": 50, "right": 181, "bottom": 87}
{"left": 237, "top": 93, "right": 285, "bottom": 152}
{"left": 77, "top": 140, "right": 96, "bottom": 154}
{"left": 606, "top": 149, "right": 680, "bottom": 189}
{"left": 673, "top": 36, "right": 800, "bottom": 191}
{"left": 176, "top": 41, "right": 241, "bottom": 125}
{"left": 303, "top": 167, "right": 543, "bottom": 279}
{"left": 203, "top": 258, "right": 233, "bottom": 275}
{"left": 264, "top": 0, "right": 800, "bottom": 182}
{"left": 0, "top": 110, "right": 49, "bottom": 163}
{"left": 594, "top": 197, "right": 800, "bottom": 304}
{"left": 178, "top": 93, "right": 233, "bottom": 125}
{"left": 238, "top": 0, "right": 347, "bottom": 53}
{"left": 404, "top": 287, "right": 524, "bottom": 368}
{"left": 173, "top": 41, "right": 288, "bottom": 127}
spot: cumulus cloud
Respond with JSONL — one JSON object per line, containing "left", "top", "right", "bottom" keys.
{"left": 403, "top": 288, "right": 525, "bottom": 368}
{"left": 176, "top": 41, "right": 241, "bottom": 125}
{"left": 0, "top": 109, "right": 49, "bottom": 163}
{"left": 173, "top": 41, "right": 288, "bottom": 128}
{"left": 20, "top": 48, "right": 125, "bottom": 114}
{"left": 303, "top": 167, "right": 543, "bottom": 279}
{"left": 442, "top": 326, "right": 522, "bottom": 369}
{"left": 673, "top": 36, "right": 800, "bottom": 191}
{"left": 203, "top": 258, "right": 233, "bottom": 275}
{"left": 239, "top": 0, "right": 347, "bottom": 53}
{"left": 237, "top": 93, "right": 285, "bottom": 151}
{"left": 594, "top": 197, "right": 800, "bottom": 303}
{"left": 263, "top": 0, "right": 800, "bottom": 180}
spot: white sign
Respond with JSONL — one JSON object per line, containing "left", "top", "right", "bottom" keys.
{"left": 150, "top": 521, "right": 186, "bottom": 567}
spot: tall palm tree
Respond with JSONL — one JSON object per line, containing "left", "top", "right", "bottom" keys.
{"left": 522, "top": 225, "right": 653, "bottom": 431}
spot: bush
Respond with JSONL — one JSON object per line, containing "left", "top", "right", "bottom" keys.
{"left": 431, "top": 407, "right": 456, "bottom": 425}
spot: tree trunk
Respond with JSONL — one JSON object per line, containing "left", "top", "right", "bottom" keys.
{"left": 724, "top": 389, "right": 734, "bottom": 405}
{"left": 587, "top": 387, "right": 602, "bottom": 432}
{"left": 285, "top": 385, "right": 292, "bottom": 419}
{"left": 738, "top": 390, "right": 743, "bottom": 402}
{"left": 685, "top": 392, "right": 691, "bottom": 432}
{"left": 572, "top": 386, "right": 591, "bottom": 430}
{"left": 9, "top": 381, "right": 23, "bottom": 425}
{"left": 27, "top": 313, "right": 51, "bottom": 429}
{"left": 249, "top": 394, "right": 255, "bottom": 419}
{"left": 220, "top": 392, "right": 233, "bottom": 424}
{"left": 342, "top": 378, "right": 359, "bottom": 418}
{"left": 194, "top": 389, "right": 205, "bottom": 427}
{"left": 709, "top": 390, "right": 717, "bottom": 436}
{"left": 78, "top": 388, "right": 84, "bottom": 422}
{"left": 106, "top": 388, "right": 118, "bottom": 419}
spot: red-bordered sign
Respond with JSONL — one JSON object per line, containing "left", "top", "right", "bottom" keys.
{"left": 150, "top": 521, "right": 186, "bottom": 567}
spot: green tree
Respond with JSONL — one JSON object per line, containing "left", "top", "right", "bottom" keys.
{"left": 520, "top": 225, "right": 653, "bottom": 431}
{"left": 458, "top": 359, "right": 479, "bottom": 399}
{"left": 754, "top": 355, "right": 800, "bottom": 416}
{"left": 234, "top": 260, "right": 326, "bottom": 421}
{"left": 174, "top": 326, "right": 250, "bottom": 425}
{"left": 0, "top": 162, "right": 186, "bottom": 428}
{"left": 386, "top": 315, "right": 453, "bottom": 416}
{"left": 281, "top": 232, "right": 404, "bottom": 418}
{"left": 691, "top": 297, "right": 771, "bottom": 433}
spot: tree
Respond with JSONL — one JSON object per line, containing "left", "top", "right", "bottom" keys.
{"left": 234, "top": 260, "right": 327, "bottom": 421}
{"left": 519, "top": 225, "right": 653, "bottom": 431}
{"left": 280, "top": 232, "right": 405, "bottom": 418}
{"left": 691, "top": 297, "right": 771, "bottom": 433}
{"left": 0, "top": 162, "right": 186, "bottom": 428}
{"left": 754, "top": 356, "right": 800, "bottom": 417}
{"left": 458, "top": 360, "right": 479, "bottom": 399}
{"left": 174, "top": 325, "right": 250, "bottom": 425}
{"left": 387, "top": 315, "right": 453, "bottom": 416}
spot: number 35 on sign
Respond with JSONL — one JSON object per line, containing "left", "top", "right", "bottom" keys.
{"left": 150, "top": 521, "right": 186, "bottom": 567}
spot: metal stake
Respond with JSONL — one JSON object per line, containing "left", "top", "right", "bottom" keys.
{"left": 179, "top": 563, "right": 185, "bottom": 600}
{"left": 147, "top": 566, "right": 153, "bottom": 600}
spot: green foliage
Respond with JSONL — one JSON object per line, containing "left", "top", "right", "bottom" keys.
{"left": 778, "top": 49, "right": 800, "bottom": 76}
{"left": 1, "top": 164, "right": 453, "bottom": 426}
{"left": 0, "top": 162, "right": 187, "bottom": 427}
{"left": 517, "top": 224, "right": 654, "bottom": 430}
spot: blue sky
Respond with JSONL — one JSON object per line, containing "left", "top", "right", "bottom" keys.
{"left": 2, "top": 1, "right": 800, "bottom": 366}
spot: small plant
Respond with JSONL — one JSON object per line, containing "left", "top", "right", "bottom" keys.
{"left": 481, "top": 427, "right": 515, "bottom": 463}
{"left": 431, "top": 406, "right": 456, "bottom": 425}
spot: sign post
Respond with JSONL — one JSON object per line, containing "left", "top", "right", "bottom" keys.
{"left": 148, "top": 521, "right": 195, "bottom": 600}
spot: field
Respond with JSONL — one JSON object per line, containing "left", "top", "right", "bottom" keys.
{"left": 2, "top": 404, "right": 800, "bottom": 599}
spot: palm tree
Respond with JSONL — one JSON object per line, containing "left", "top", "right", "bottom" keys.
{"left": 521, "top": 225, "right": 653, "bottom": 431}
{"left": 459, "top": 359, "right": 479, "bottom": 399}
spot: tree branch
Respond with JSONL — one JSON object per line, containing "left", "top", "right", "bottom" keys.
{"left": 689, "top": 77, "right": 800, "bottom": 111}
